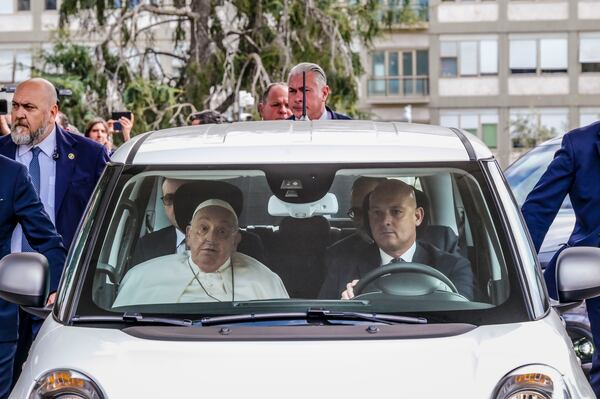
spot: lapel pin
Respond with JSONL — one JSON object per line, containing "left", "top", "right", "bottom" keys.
{"left": 68, "top": 153, "right": 75, "bottom": 160}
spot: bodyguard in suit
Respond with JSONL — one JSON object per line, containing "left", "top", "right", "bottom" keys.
{"left": 287, "top": 62, "right": 352, "bottom": 121}
{"left": 319, "top": 179, "right": 474, "bottom": 300}
{"left": 131, "top": 178, "right": 187, "bottom": 265}
{"left": 0, "top": 155, "right": 66, "bottom": 398}
{"left": 0, "top": 78, "right": 109, "bottom": 387}
{"left": 522, "top": 120, "right": 600, "bottom": 397}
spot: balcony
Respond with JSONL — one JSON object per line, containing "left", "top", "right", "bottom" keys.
{"left": 367, "top": 76, "right": 429, "bottom": 104}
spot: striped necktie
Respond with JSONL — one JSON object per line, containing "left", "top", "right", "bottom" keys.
{"left": 22, "top": 147, "right": 42, "bottom": 252}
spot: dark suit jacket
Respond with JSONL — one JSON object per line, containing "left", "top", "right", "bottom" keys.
{"left": 288, "top": 105, "right": 352, "bottom": 120}
{"left": 131, "top": 225, "right": 178, "bottom": 266}
{"left": 522, "top": 121, "right": 600, "bottom": 297}
{"left": 131, "top": 225, "right": 267, "bottom": 266}
{"left": 318, "top": 239, "right": 474, "bottom": 300}
{"left": 0, "top": 155, "right": 66, "bottom": 340}
{"left": 0, "top": 124, "right": 109, "bottom": 250}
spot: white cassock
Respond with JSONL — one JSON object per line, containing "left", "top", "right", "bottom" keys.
{"left": 113, "top": 251, "right": 288, "bottom": 307}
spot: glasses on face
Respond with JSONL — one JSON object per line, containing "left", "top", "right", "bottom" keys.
{"left": 347, "top": 207, "right": 363, "bottom": 220}
{"left": 161, "top": 193, "right": 175, "bottom": 206}
{"left": 193, "top": 223, "right": 237, "bottom": 240}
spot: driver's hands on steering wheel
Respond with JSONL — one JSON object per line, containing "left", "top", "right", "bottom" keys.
{"left": 341, "top": 279, "right": 359, "bottom": 300}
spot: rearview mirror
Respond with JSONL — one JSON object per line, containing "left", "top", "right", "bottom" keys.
{"left": 557, "top": 247, "right": 600, "bottom": 303}
{"left": 0, "top": 253, "right": 49, "bottom": 308}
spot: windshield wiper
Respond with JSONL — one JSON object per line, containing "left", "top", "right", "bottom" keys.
{"left": 71, "top": 312, "right": 193, "bottom": 327}
{"left": 199, "top": 308, "right": 426, "bottom": 326}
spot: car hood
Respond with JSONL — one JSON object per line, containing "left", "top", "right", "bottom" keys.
{"left": 13, "top": 312, "right": 592, "bottom": 398}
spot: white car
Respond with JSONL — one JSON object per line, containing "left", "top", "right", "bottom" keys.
{"left": 1, "top": 120, "right": 597, "bottom": 398}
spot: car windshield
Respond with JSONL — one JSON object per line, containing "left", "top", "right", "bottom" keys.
{"left": 506, "top": 142, "right": 572, "bottom": 210}
{"left": 75, "top": 162, "right": 529, "bottom": 326}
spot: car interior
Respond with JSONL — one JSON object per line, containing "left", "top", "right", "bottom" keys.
{"left": 91, "top": 166, "right": 511, "bottom": 312}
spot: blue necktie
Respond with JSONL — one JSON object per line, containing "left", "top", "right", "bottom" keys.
{"left": 22, "top": 147, "right": 42, "bottom": 252}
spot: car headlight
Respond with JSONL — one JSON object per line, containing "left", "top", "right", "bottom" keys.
{"left": 29, "top": 369, "right": 104, "bottom": 399}
{"left": 494, "top": 365, "right": 571, "bottom": 399}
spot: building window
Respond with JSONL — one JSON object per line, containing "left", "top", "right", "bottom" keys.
{"left": 440, "top": 39, "right": 497, "bottom": 77}
{"left": 0, "top": 2, "right": 13, "bottom": 13}
{"left": 510, "top": 108, "right": 568, "bottom": 148}
{"left": 580, "top": 108, "right": 600, "bottom": 127}
{"left": 368, "top": 49, "right": 429, "bottom": 97}
{"left": 0, "top": 50, "right": 32, "bottom": 83}
{"left": 378, "top": 0, "right": 429, "bottom": 24}
{"left": 45, "top": 0, "right": 58, "bottom": 10}
{"left": 580, "top": 33, "right": 600, "bottom": 73}
{"left": 440, "top": 110, "right": 498, "bottom": 149}
{"left": 17, "top": 0, "right": 31, "bottom": 11}
{"left": 509, "top": 37, "right": 567, "bottom": 75}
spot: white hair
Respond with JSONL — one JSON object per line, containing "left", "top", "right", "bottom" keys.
{"left": 288, "top": 63, "right": 327, "bottom": 89}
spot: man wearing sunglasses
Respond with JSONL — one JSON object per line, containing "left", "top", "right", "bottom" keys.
{"left": 130, "top": 178, "right": 186, "bottom": 265}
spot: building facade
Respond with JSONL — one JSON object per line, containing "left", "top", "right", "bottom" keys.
{"left": 359, "top": 0, "right": 600, "bottom": 167}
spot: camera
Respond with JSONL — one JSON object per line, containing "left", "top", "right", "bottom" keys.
{"left": 0, "top": 99, "right": 7, "bottom": 116}
{"left": 111, "top": 111, "right": 132, "bottom": 132}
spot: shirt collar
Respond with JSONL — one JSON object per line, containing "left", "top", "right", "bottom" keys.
{"left": 17, "top": 125, "right": 57, "bottom": 159}
{"left": 379, "top": 241, "right": 417, "bottom": 266}
{"left": 188, "top": 252, "right": 232, "bottom": 274}
{"left": 318, "top": 107, "right": 330, "bottom": 120}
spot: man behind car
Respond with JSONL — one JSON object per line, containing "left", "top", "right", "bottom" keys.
{"left": 287, "top": 62, "right": 351, "bottom": 121}
{"left": 114, "top": 199, "right": 288, "bottom": 306}
{"left": 258, "top": 82, "right": 292, "bottom": 120}
{"left": 319, "top": 179, "right": 474, "bottom": 300}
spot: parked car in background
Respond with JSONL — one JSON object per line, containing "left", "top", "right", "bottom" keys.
{"left": 1, "top": 121, "right": 596, "bottom": 398}
{"left": 505, "top": 136, "right": 593, "bottom": 375}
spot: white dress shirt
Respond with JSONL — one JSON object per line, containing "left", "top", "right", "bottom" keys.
{"left": 379, "top": 241, "right": 417, "bottom": 266}
{"left": 11, "top": 127, "right": 57, "bottom": 252}
{"left": 175, "top": 229, "right": 186, "bottom": 254}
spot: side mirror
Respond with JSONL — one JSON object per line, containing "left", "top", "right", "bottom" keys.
{"left": 557, "top": 247, "right": 600, "bottom": 303}
{"left": 0, "top": 253, "right": 49, "bottom": 308}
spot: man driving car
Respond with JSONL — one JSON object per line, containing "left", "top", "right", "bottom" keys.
{"left": 319, "top": 179, "right": 474, "bottom": 300}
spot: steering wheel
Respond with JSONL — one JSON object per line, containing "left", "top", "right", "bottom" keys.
{"left": 353, "top": 262, "right": 459, "bottom": 298}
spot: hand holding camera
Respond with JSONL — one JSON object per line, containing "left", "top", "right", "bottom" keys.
{"left": 108, "top": 111, "right": 134, "bottom": 142}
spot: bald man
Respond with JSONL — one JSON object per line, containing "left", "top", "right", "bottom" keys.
{"left": 0, "top": 78, "right": 109, "bottom": 386}
{"left": 319, "top": 179, "right": 474, "bottom": 300}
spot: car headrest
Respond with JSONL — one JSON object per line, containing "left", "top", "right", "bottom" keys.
{"left": 278, "top": 216, "right": 331, "bottom": 239}
{"left": 174, "top": 180, "right": 243, "bottom": 230}
{"left": 267, "top": 193, "right": 338, "bottom": 218}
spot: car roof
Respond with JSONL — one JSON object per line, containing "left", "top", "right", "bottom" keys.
{"left": 111, "top": 120, "right": 494, "bottom": 165}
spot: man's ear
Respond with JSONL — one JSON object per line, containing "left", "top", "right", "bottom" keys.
{"left": 185, "top": 225, "right": 191, "bottom": 245}
{"left": 321, "top": 85, "right": 330, "bottom": 103}
{"left": 257, "top": 103, "right": 264, "bottom": 116}
{"left": 233, "top": 231, "right": 242, "bottom": 249}
{"left": 415, "top": 207, "right": 424, "bottom": 227}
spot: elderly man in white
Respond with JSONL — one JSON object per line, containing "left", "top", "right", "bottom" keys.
{"left": 114, "top": 199, "right": 288, "bottom": 306}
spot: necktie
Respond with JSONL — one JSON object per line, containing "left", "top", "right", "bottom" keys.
{"left": 22, "top": 147, "right": 42, "bottom": 252}
{"left": 390, "top": 257, "right": 405, "bottom": 264}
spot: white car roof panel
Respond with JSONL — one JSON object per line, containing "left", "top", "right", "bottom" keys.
{"left": 111, "top": 120, "right": 493, "bottom": 165}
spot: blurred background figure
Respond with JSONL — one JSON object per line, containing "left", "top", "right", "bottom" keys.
{"left": 258, "top": 83, "right": 292, "bottom": 121}
{"left": 189, "top": 109, "right": 226, "bottom": 125}
{"left": 84, "top": 118, "right": 111, "bottom": 153}
{"left": 56, "top": 112, "right": 82, "bottom": 136}
{"left": 0, "top": 115, "right": 10, "bottom": 136}
{"left": 84, "top": 114, "right": 133, "bottom": 155}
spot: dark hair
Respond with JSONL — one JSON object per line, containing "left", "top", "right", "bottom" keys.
{"left": 188, "top": 110, "right": 226, "bottom": 125}
{"left": 84, "top": 118, "right": 109, "bottom": 137}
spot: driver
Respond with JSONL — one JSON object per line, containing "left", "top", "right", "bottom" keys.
{"left": 113, "top": 199, "right": 288, "bottom": 306}
{"left": 318, "top": 179, "right": 474, "bottom": 300}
